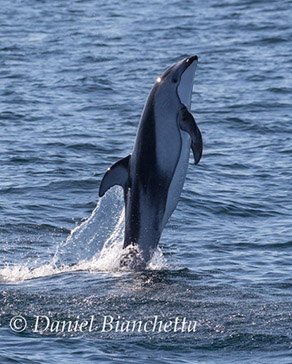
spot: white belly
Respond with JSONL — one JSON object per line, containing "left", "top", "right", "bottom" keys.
{"left": 162, "top": 130, "right": 191, "bottom": 228}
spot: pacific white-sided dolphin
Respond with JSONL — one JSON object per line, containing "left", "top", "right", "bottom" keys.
{"left": 99, "top": 56, "right": 203, "bottom": 269}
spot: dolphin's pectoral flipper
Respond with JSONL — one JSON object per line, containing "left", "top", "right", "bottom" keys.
{"left": 179, "top": 105, "right": 203, "bottom": 165}
{"left": 99, "top": 155, "right": 131, "bottom": 197}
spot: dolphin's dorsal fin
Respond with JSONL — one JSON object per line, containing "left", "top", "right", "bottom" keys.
{"left": 99, "top": 155, "right": 131, "bottom": 197}
{"left": 178, "top": 105, "right": 203, "bottom": 164}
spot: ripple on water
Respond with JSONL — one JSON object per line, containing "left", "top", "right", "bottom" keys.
{"left": 0, "top": 0, "right": 292, "bottom": 362}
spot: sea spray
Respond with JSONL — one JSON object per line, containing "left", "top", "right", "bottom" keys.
{"left": 0, "top": 186, "right": 167, "bottom": 283}
{"left": 56, "top": 186, "right": 125, "bottom": 265}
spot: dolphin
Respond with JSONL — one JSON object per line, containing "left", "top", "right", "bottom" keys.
{"left": 99, "top": 56, "right": 203, "bottom": 269}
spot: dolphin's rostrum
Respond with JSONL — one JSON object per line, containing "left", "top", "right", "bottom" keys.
{"left": 99, "top": 56, "right": 203, "bottom": 269}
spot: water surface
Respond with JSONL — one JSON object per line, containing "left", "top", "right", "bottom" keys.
{"left": 0, "top": 0, "right": 291, "bottom": 363}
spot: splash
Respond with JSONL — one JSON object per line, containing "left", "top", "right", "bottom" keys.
{"left": 0, "top": 186, "right": 167, "bottom": 284}
{"left": 56, "top": 186, "right": 126, "bottom": 266}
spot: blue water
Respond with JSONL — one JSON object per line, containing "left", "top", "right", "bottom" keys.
{"left": 1, "top": 0, "right": 292, "bottom": 363}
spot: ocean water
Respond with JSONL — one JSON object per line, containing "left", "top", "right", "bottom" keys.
{"left": 0, "top": 0, "right": 291, "bottom": 363}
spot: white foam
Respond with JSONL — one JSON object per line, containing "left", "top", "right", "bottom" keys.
{"left": 0, "top": 186, "right": 167, "bottom": 284}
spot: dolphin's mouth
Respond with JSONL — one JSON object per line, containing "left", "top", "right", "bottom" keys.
{"left": 186, "top": 55, "right": 198, "bottom": 64}
{"left": 177, "top": 56, "right": 198, "bottom": 110}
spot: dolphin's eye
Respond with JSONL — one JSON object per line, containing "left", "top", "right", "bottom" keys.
{"left": 171, "top": 69, "right": 179, "bottom": 83}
